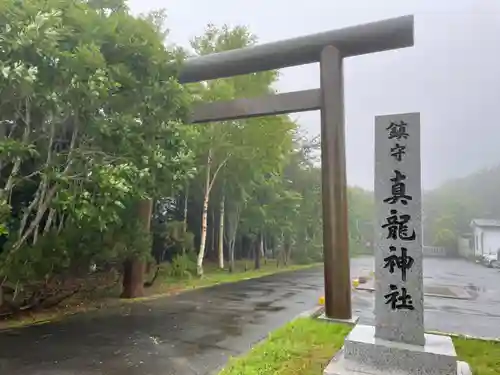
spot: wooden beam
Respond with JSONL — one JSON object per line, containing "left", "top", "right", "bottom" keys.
{"left": 320, "top": 46, "right": 352, "bottom": 320}
{"left": 190, "top": 89, "right": 321, "bottom": 124}
{"left": 179, "top": 15, "right": 414, "bottom": 83}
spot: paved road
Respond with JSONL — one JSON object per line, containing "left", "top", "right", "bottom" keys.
{"left": 353, "top": 257, "right": 500, "bottom": 340}
{"left": 0, "top": 257, "right": 499, "bottom": 375}
{"left": 0, "top": 267, "right": 325, "bottom": 375}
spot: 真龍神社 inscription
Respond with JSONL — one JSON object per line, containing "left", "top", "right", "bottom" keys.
{"left": 324, "top": 111, "right": 468, "bottom": 375}
{"left": 374, "top": 113, "right": 425, "bottom": 346}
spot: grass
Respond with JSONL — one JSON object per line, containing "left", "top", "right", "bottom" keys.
{"left": 218, "top": 318, "right": 500, "bottom": 375}
{"left": 454, "top": 336, "right": 500, "bottom": 375}
{"left": 0, "top": 259, "right": 321, "bottom": 330}
{"left": 219, "top": 318, "right": 351, "bottom": 375}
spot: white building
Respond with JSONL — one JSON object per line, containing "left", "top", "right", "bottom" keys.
{"left": 470, "top": 219, "right": 500, "bottom": 258}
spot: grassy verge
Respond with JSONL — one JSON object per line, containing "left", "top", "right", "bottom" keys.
{"left": 219, "top": 318, "right": 500, "bottom": 375}
{"left": 220, "top": 318, "right": 351, "bottom": 375}
{"left": 0, "top": 259, "right": 320, "bottom": 330}
{"left": 454, "top": 336, "right": 500, "bottom": 375}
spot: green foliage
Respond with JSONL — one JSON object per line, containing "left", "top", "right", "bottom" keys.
{"left": 0, "top": 0, "right": 379, "bottom": 313}
{"left": 291, "top": 250, "right": 314, "bottom": 265}
{"left": 153, "top": 220, "right": 195, "bottom": 257}
{"left": 0, "top": 217, "right": 152, "bottom": 285}
{"left": 0, "top": 199, "right": 10, "bottom": 236}
{"left": 186, "top": 24, "right": 296, "bottom": 274}
{"left": 169, "top": 252, "right": 197, "bottom": 278}
{"left": 433, "top": 228, "right": 456, "bottom": 248}
{"left": 250, "top": 136, "right": 374, "bottom": 262}
{"left": 0, "top": 0, "right": 191, "bottom": 309}
{"left": 423, "top": 165, "right": 500, "bottom": 249}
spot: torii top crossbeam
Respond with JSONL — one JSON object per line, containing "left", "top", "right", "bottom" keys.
{"left": 178, "top": 15, "right": 414, "bottom": 83}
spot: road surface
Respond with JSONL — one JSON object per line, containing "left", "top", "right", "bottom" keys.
{"left": 0, "top": 257, "right": 499, "bottom": 375}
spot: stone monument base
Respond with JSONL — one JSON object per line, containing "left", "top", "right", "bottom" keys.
{"left": 324, "top": 325, "right": 471, "bottom": 375}
{"left": 317, "top": 312, "right": 359, "bottom": 325}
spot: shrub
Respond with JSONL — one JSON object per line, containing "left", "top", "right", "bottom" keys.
{"left": 169, "top": 252, "right": 196, "bottom": 278}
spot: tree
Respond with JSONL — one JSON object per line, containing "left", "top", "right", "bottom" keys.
{"left": 188, "top": 24, "right": 290, "bottom": 276}
{"left": 422, "top": 164, "right": 500, "bottom": 250}
{"left": 0, "top": 0, "right": 192, "bottom": 311}
{"left": 0, "top": 2, "right": 382, "bottom": 315}
{"left": 347, "top": 186, "right": 375, "bottom": 254}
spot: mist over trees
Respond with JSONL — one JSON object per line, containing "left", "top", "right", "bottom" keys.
{"left": 423, "top": 165, "right": 500, "bottom": 251}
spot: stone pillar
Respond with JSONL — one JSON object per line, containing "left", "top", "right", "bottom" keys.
{"left": 324, "top": 113, "right": 470, "bottom": 375}
{"left": 374, "top": 112, "right": 424, "bottom": 345}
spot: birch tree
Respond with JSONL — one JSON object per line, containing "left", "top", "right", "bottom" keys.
{"left": 189, "top": 24, "right": 280, "bottom": 276}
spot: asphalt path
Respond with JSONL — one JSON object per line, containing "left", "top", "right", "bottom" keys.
{"left": 0, "top": 257, "right": 499, "bottom": 375}
{"left": 0, "top": 266, "right": 325, "bottom": 375}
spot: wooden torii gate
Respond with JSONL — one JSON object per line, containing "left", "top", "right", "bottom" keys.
{"left": 179, "top": 15, "right": 414, "bottom": 320}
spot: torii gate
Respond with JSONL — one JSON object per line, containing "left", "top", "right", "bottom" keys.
{"left": 179, "top": 15, "right": 414, "bottom": 320}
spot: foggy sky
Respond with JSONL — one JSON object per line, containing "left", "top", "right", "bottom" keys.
{"left": 128, "top": 0, "right": 500, "bottom": 191}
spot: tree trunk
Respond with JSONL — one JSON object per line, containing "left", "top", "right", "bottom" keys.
{"left": 121, "top": 259, "right": 145, "bottom": 299}
{"left": 182, "top": 182, "right": 189, "bottom": 255}
{"left": 197, "top": 150, "right": 212, "bottom": 277}
{"left": 121, "top": 199, "right": 152, "bottom": 298}
{"left": 284, "top": 234, "right": 292, "bottom": 267}
{"left": 271, "top": 235, "right": 276, "bottom": 259}
{"left": 226, "top": 219, "right": 235, "bottom": 273}
{"left": 261, "top": 234, "right": 266, "bottom": 264}
{"left": 183, "top": 182, "right": 189, "bottom": 233}
{"left": 218, "top": 193, "right": 225, "bottom": 269}
{"left": 229, "top": 241, "right": 235, "bottom": 272}
{"left": 210, "top": 206, "right": 215, "bottom": 259}
{"left": 255, "top": 234, "right": 262, "bottom": 270}
{"left": 226, "top": 204, "right": 239, "bottom": 273}
{"left": 276, "top": 234, "right": 283, "bottom": 268}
